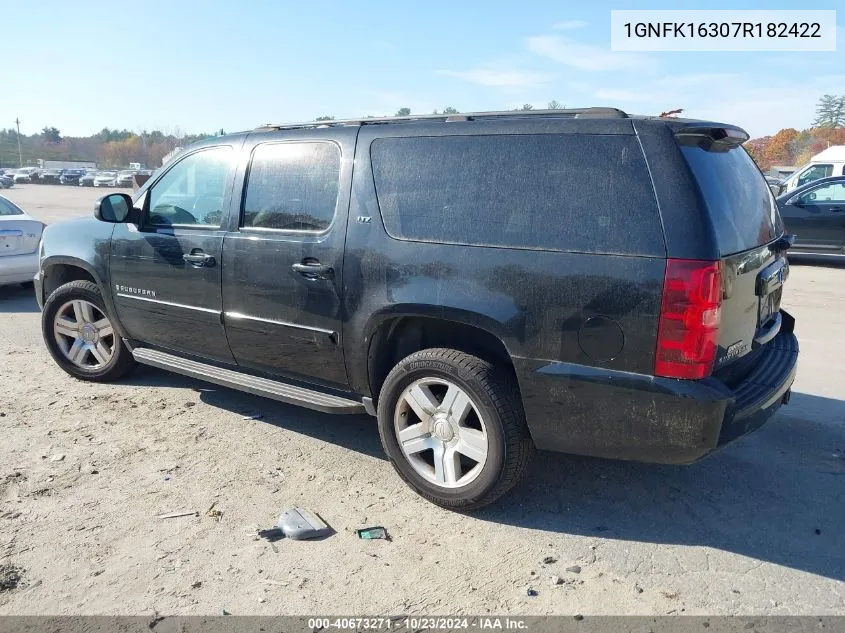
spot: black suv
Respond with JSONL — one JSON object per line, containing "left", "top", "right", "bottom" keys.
{"left": 35, "top": 109, "right": 799, "bottom": 509}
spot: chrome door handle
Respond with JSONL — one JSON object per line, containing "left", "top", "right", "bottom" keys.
{"left": 183, "top": 252, "right": 215, "bottom": 267}
{"left": 291, "top": 261, "right": 334, "bottom": 280}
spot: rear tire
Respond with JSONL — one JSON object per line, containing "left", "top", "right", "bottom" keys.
{"left": 42, "top": 280, "right": 136, "bottom": 382}
{"left": 376, "top": 348, "right": 534, "bottom": 510}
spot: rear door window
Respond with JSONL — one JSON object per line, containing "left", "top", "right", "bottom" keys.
{"left": 678, "top": 141, "right": 782, "bottom": 256}
{"left": 242, "top": 142, "right": 341, "bottom": 232}
{"left": 370, "top": 134, "right": 664, "bottom": 256}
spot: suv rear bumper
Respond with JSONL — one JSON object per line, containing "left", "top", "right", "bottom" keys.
{"left": 516, "top": 310, "right": 798, "bottom": 464}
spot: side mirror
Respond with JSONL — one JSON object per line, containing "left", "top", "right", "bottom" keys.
{"left": 94, "top": 193, "right": 138, "bottom": 224}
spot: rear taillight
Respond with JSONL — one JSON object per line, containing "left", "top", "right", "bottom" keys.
{"left": 655, "top": 259, "right": 723, "bottom": 380}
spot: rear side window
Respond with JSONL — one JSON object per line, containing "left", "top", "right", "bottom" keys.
{"left": 679, "top": 141, "right": 782, "bottom": 256}
{"left": 370, "top": 134, "right": 664, "bottom": 255}
{"left": 242, "top": 142, "right": 341, "bottom": 232}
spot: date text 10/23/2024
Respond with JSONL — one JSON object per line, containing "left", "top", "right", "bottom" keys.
{"left": 307, "top": 618, "right": 529, "bottom": 630}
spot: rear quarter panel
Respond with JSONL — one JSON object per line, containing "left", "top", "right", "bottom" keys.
{"left": 343, "top": 121, "right": 667, "bottom": 430}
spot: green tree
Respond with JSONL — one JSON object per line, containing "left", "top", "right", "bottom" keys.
{"left": 812, "top": 94, "right": 845, "bottom": 128}
{"left": 547, "top": 100, "right": 563, "bottom": 110}
{"left": 41, "top": 126, "right": 62, "bottom": 144}
{"left": 395, "top": 107, "right": 411, "bottom": 116}
{"left": 442, "top": 106, "right": 459, "bottom": 114}
{"left": 315, "top": 116, "right": 335, "bottom": 121}
{"left": 520, "top": 104, "right": 534, "bottom": 111}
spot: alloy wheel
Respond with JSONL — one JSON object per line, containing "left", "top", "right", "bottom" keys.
{"left": 394, "top": 377, "right": 489, "bottom": 488}
{"left": 53, "top": 299, "right": 115, "bottom": 370}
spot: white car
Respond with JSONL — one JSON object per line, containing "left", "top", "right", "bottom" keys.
{"left": 93, "top": 171, "right": 118, "bottom": 187}
{"left": 115, "top": 170, "right": 138, "bottom": 187}
{"left": 0, "top": 195, "right": 44, "bottom": 286}
{"left": 12, "top": 170, "right": 32, "bottom": 184}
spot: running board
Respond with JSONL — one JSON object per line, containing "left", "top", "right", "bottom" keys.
{"left": 132, "top": 348, "right": 366, "bottom": 415}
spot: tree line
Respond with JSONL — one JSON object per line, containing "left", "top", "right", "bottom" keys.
{"left": 9, "top": 95, "right": 838, "bottom": 171}
{"left": 0, "top": 126, "right": 220, "bottom": 169}
{"left": 745, "top": 94, "right": 845, "bottom": 171}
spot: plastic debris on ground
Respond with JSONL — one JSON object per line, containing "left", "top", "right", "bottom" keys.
{"left": 258, "top": 507, "right": 333, "bottom": 541}
{"left": 357, "top": 526, "right": 390, "bottom": 541}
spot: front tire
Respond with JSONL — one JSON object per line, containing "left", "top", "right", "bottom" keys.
{"left": 376, "top": 348, "right": 534, "bottom": 510}
{"left": 42, "top": 280, "right": 136, "bottom": 382}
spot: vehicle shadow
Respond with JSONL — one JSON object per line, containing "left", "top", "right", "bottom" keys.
{"left": 477, "top": 390, "right": 845, "bottom": 582}
{"left": 124, "top": 366, "right": 384, "bottom": 460}
{"left": 787, "top": 254, "right": 845, "bottom": 268}
{"left": 0, "top": 283, "right": 39, "bottom": 313}
{"left": 119, "top": 367, "right": 845, "bottom": 580}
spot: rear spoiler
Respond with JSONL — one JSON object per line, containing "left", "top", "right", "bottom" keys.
{"left": 674, "top": 125, "right": 749, "bottom": 151}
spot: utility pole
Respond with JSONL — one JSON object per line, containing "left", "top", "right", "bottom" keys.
{"left": 15, "top": 118, "right": 23, "bottom": 167}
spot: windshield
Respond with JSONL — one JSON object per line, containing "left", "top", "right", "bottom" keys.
{"left": 0, "top": 196, "right": 25, "bottom": 215}
{"left": 679, "top": 140, "right": 783, "bottom": 256}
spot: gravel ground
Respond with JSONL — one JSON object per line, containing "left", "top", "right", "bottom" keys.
{"left": 0, "top": 186, "right": 843, "bottom": 615}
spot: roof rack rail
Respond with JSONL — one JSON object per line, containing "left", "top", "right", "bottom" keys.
{"left": 254, "top": 107, "right": 629, "bottom": 131}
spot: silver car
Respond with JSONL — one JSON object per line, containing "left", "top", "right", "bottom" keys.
{"left": 0, "top": 195, "right": 44, "bottom": 286}
{"left": 93, "top": 171, "right": 118, "bottom": 187}
{"left": 115, "top": 170, "right": 138, "bottom": 187}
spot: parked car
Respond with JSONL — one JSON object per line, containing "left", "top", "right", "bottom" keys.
{"left": 34, "top": 109, "right": 798, "bottom": 510}
{"left": 780, "top": 145, "right": 845, "bottom": 194}
{"left": 12, "top": 170, "right": 32, "bottom": 184}
{"left": 0, "top": 173, "right": 13, "bottom": 189}
{"left": 93, "top": 171, "right": 118, "bottom": 187}
{"left": 78, "top": 170, "right": 97, "bottom": 187}
{"left": 0, "top": 195, "right": 44, "bottom": 286}
{"left": 59, "top": 170, "right": 85, "bottom": 185}
{"left": 765, "top": 175, "right": 783, "bottom": 197}
{"left": 777, "top": 175, "right": 845, "bottom": 257}
{"left": 115, "top": 170, "right": 138, "bottom": 187}
{"left": 40, "top": 169, "right": 64, "bottom": 184}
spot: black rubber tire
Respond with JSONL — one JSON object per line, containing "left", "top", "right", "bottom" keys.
{"left": 377, "top": 348, "right": 534, "bottom": 510}
{"left": 42, "top": 280, "right": 136, "bottom": 382}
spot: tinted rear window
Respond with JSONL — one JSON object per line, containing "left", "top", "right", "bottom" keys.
{"left": 679, "top": 141, "right": 782, "bottom": 256}
{"left": 371, "top": 134, "right": 664, "bottom": 255}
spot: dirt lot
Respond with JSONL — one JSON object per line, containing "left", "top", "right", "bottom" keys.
{"left": 0, "top": 185, "right": 843, "bottom": 615}
{"left": 1, "top": 182, "right": 118, "bottom": 224}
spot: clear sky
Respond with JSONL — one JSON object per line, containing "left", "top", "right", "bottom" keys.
{"left": 2, "top": 0, "right": 842, "bottom": 138}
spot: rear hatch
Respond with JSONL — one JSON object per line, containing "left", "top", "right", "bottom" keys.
{"left": 0, "top": 201, "right": 43, "bottom": 256}
{"left": 676, "top": 128, "right": 788, "bottom": 384}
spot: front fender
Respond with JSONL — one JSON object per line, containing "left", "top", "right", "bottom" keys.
{"left": 38, "top": 218, "right": 124, "bottom": 335}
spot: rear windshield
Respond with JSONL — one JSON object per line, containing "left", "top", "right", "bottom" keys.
{"left": 0, "top": 197, "right": 24, "bottom": 215}
{"left": 679, "top": 140, "right": 783, "bottom": 256}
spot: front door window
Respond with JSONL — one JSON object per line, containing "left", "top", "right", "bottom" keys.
{"left": 147, "top": 147, "right": 233, "bottom": 227}
{"left": 796, "top": 164, "right": 833, "bottom": 187}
